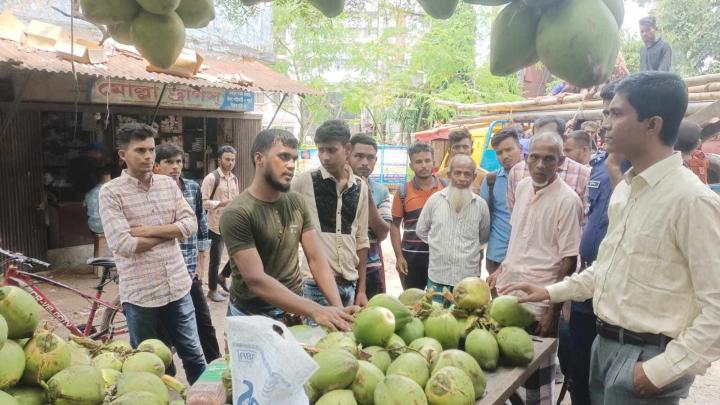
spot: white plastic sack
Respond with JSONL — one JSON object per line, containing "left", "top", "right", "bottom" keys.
{"left": 227, "top": 316, "right": 318, "bottom": 405}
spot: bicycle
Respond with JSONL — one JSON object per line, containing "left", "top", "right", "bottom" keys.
{"left": 0, "top": 247, "right": 127, "bottom": 341}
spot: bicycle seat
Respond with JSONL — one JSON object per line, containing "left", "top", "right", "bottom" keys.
{"left": 87, "top": 257, "right": 116, "bottom": 268}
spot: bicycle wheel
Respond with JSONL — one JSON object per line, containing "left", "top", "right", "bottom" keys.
{"left": 98, "top": 295, "right": 128, "bottom": 341}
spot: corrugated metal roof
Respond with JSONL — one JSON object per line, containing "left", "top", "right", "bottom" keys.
{"left": 0, "top": 38, "right": 318, "bottom": 95}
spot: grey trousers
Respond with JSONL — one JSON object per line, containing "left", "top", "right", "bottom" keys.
{"left": 590, "top": 336, "right": 694, "bottom": 405}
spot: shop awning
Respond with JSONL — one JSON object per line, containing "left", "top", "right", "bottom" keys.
{"left": 0, "top": 38, "right": 319, "bottom": 96}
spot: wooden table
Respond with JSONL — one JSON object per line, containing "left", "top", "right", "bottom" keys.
{"left": 477, "top": 337, "right": 558, "bottom": 405}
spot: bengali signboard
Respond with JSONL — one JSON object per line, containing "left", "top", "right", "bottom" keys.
{"left": 297, "top": 145, "right": 408, "bottom": 185}
{"left": 88, "top": 79, "right": 254, "bottom": 112}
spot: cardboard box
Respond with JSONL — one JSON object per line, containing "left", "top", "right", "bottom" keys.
{"left": 146, "top": 49, "right": 204, "bottom": 78}
{"left": 56, "top": 37, "right": 107, "bottom": 64}
{"left": 0, "top": 11, "right": 25, "bottom": 42}
{"left": 24, "top": 20, "right": 65, "bottom": 52}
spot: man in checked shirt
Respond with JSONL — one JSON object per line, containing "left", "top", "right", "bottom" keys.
{"left": 100, "top": 123, "right": 206, "bottom": 383}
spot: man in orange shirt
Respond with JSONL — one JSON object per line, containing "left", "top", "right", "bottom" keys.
{"left": 390, "top": 142, "right": 446, "bottom": 290}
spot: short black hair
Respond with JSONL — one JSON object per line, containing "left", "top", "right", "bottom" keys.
{"left": 155, "top": 143, "right": 184, "bottom": 163}
{"left": 600, "top": 81, "right": 620, "bottom": 102}
{"left": 449, "top": 127, "right": 472, "bottom": 146}
{"left": 566, "top": 130, "right": 592, "bottom": 149}
{"left": 616, "top": 72, "right": 688, "bottom": 146}
{"left": 250, "top": 128, "right": 299, "bottom": 167}
{"left": 115, "top": 123, "right": 156, "bottom": 149}
{"left": 491, "top": 127, "right": 521, "bottom": 149}
{"left": 315, "top": 120, "right": 351, "bottom": 145}
{"left": 217, "top": 145, "right": 237, "bottom": 158}
{"left": 674, "top": 120, "right": 702, "bottom": 153}
{"left": 350, "top": 133, "right": 378, "bottom": 151}
{"left": 408, "top": 142, "right": 433, "bottom": 159}
{"left": 639, "top": 16, "right": 657, "bottom": 28}
{"left": 533, "top": 116, "right": 566, "bottom": 136}
{"left": 701, "top": 121, "right": 720, "bottom": 142}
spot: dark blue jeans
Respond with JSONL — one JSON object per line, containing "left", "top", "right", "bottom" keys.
{"left": 123, "top": 293, "right": 207, "bottom": 384}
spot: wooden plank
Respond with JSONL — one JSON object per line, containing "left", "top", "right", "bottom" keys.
{"left": 477, "top": 337, "right": 558, "bottom": 405}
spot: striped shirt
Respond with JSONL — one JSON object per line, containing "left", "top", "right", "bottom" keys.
{"left": 178, "top": 178, "right": 210, "bottom": 278}
{"left": 415, "top": 188, "right": 491, "bottom": 286}
{"left": 99, "top": 171, "right": 196, "bottom": 307}
{"left": 507, "top": 158, "right": 590, "bottom": 215}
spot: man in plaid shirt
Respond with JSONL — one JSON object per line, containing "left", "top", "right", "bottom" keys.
{"left": 100, "top": 123, "right": 206, "bottom": 383}
{"left": 155, "top": 143, "right": 220, "bottom": 364}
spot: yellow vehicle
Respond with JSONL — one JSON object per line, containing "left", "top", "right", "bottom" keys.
{"left": 437, "top": 120, "right": 510, "bottom": 173}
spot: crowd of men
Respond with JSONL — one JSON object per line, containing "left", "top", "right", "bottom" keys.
{"left": 97, "top": 70, "right": 720, "bottom": 404}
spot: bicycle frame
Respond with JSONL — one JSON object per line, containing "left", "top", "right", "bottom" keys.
{"left": 2, "top": 263, "right": 124, "bottom": 339}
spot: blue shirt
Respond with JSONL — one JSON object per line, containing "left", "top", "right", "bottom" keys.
{"left": 367, "top": 181, "right": 392, "bottom": 274}
{"left": 84, "top": 184, "right": 104, "bottom": 234}
{"left": 479, "top": 168, "right": 511, "bottom": 263}
{"left": 178, "top": 178, "right": 210, "bottom": 278}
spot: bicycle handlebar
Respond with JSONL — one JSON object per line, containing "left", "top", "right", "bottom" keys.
{"left": 0, "top": 248, "right": 51, "bottom": 268}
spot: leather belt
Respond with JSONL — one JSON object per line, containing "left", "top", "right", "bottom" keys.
{"left": 596, "top": 319, "right": 672, "bottom": 348}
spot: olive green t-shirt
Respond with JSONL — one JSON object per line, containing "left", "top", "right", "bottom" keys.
{"left": 220, "top": 190, "right": 314, "bottom": 313}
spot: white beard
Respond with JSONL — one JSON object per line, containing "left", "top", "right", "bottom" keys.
{"left": 447, "top": 185, "right": 472, "bottom": 213}
{"left": 532, "top": 180, "right": 549, "bottom": 188}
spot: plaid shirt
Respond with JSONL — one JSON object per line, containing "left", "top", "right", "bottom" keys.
{"left": 179, "top": 178, "right": 210, "bottom": 278}
{"left": 99, "top": 171, "right": 196, "bottom": 307}
{"left": 507, "top": 158, "right": 590, "bottom": 216}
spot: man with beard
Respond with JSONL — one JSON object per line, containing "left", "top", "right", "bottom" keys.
{"left": 348, "top": 134, "right": 391, "bottom": 299}
{"left": 219, "top": 129, "right": 355, "bottom": 330}
{"left": 390, "top": 142, "right": 446, "bottom": 290}
{"left": 416, "top": 155, "right": 490, "bottom": 296}
{"left": 489, "top": 132, "right": 583, "bottom": 405}
{"left": 502, "top": 72, "right": 720, "bottom": 404}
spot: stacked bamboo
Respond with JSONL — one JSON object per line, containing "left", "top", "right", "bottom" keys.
{"left": 440, "top": 74, "right": 720, "bottom": 126}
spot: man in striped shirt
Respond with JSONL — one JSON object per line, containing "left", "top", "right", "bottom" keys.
{"left": 416, "top": 155, "right": 490, "bottom": 296}
{"left": 100, "top": 123, "right": 206, "bottom": 384}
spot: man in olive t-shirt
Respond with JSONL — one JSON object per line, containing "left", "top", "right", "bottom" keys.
{"left": 219, "top": 129, "right": 356, "bottom": 331}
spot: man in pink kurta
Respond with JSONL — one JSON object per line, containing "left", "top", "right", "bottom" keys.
{"left": 489, "top": 132, "right": 582, "bottom": 405}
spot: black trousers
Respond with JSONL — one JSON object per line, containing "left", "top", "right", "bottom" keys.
{"left": 569, "top": 303, "right": 597, "bottom": 405}
{"left": 208, "top": 230, "right": 224, "bottom": 291}
{"left": 400, "top": 251, "right": 429, "bottom": 290}
{"left": 365, "top": 269, "right": 384, "bottom": 299}
{"left": 190, "top": 277, "right": 221, "bottom": 363}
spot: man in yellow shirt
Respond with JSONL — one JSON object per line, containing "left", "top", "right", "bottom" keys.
{"left": 437, "top": 127, "right": 488, "bottom": 194}
{"left": 501, "top": 72, "right": 720, "bottom": 404}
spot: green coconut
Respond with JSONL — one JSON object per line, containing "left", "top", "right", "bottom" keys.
{"left": 453, "top": 277, "right": 492, "bottom": 311}
{"left": 0, "top": 315, "right": 7, "bottom": 351}
{"left": 68, "top": 344, "right": 92, "bottom": 367}
{"left": 384, "top": 334, "right": 406, "bottom": 359}
{"left": 520, "top": 0, "right": 562, "bottom": 8}
{"left": 100, "top": 368, "right": 121, "bottom": 391}
{"left": 316, "top": 389, "right": 357, "bottom": 405}
{"left": 104, "top": 340, "right": 132, "bottom": 353}
{"left": 374, "top": 374, "right": 427, "bottom": 405}
{"left": 408, "top": 337, "right": 443, "bottom": 369}
{"left": 7, "top": 386, "right": 46, "bottom": 405}
{"left": 0, "top": 390, "right": 18, "bottom": 405}
{"left": 353, "top": 307, "right": 395, "bottom": 347}
{"left": 288, "top": 324, "right": 326, "bottom": 346}
{"left": 602, "top": 0, "right": 625, "bottom": 27}
{"left": 425, "top": 366, "right": 475, "bottom": 405}
{"left": 490, "top": 1, "right": 542, "bottom": 77}
{"left": 305, "top": 382, "right": 319, "bottom": 404}
{"left": 309, "top": 349, "right": 359, "bottom": 393}
{"left": 360, "top": 347, "right": 392, "bottom": 374}
{"left": 316, "top": 332, "right": 358, "bottom": 356}
{"left": 432, "top": 350, "right": 485, "bottom": 399}
{"left": 136, "top": 0, "right": 181, "bottom": 15}
{"left": 47, "top": 365, "right": 105, "bottom": 405}
{"left": 0, "top": 340, "right": 25, "bottom": 390}
{"left": 398, "top": 289, "right": 425, "bottom": 306}
{"left": 130, "top": 11, "right": 187, "bottom": 69}
{"left": 109, "top": 391, "right": 164, "bottom": 405}
{"left": 397, "top": 317, "right": 424, "bottom": 346}
{"left": 350, "top": 361, "right": 384, "bottom": 405}
{"left": 308, "top": 0, "right": 346, "bottom": 18}
{"left": 368, "top": 294, "right": 413, "bottom": 331}
{"left": 489, "top": 296, "right": 536, "bottom": 328}
{"left": 386, "top": 353, "right": 430, "bottom": 388}
{"left": 496, "top": 327, "right": 535, "bottom": 366}
{"left": 92, "top": 352, "right": 124, "bottom": 372}
{"left": 22, "top": 331, "right": 71, "bottom": 385}
{"left": 417, "top": 0, "right": 459, "bottom": 19}
{"left": 80, "top": 0, "right": 140, "bottom": 25}
{"left": 108, "top": 22, "right": 133, "bottom": 45}
{"left": 115, "top": 372, "right": 169, "bottom": 404}
{"left": 465, "top": 329, "right": 500, "bottom": 370}
{"left": 0, "top": 286, "right": 40, "bottom": 340}
{"left": 463, "top": 0, "right": 510, "bottom": 4}
{"left": 13, "top": 339, "right": 29, "bottom": 349}
{"left": 137, "top": 339, "right": 173, "bottom": 368}
{"left": 122, "top": 352, "right": 165, "bottom": 376}
{"left": 175, "top": 0, "right": 215, "bottom": 28}
{"left": 423, "top": 310, "right": 460, "bottom": 350}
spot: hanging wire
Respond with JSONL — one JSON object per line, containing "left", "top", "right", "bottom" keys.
{"left": 70, "top": 0, "right": 79, "bottom": 140}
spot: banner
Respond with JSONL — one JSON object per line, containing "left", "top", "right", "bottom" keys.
{"left": 88, "top": 79, "right": 254, "bottom": 112}
{"left": 297, "top": 145, "right": 408, "bottom": 185}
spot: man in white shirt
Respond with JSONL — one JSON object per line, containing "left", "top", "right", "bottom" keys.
{"left": 501, "top": 72, "right": 720, "bottom": 404}
{"left": 416, "top": 155, "right": 490, "bottom": 297}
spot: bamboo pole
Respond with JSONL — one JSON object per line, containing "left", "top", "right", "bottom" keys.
{"left": 688, "top": 82, "right": 720, "bottom": 93}
{"left": 685, "top": 74, "right": 720, "bottom": 87}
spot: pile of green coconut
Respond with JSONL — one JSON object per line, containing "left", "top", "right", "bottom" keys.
{"left": 0, "top": 285, "right": 188, "bottom": 405}
{"left": 292, "top": 276, "right": 538, "bottom": 405}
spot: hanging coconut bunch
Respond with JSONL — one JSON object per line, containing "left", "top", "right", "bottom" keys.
{"left": 79, "top": 0, "right": 216, "bottom": 69}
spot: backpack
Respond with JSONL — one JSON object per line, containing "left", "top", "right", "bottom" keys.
{"left": 397, "top": 177, "right": 448, "bottom": 212}
{"left": 209, "top": 170, "right": 239, "bottom": 200}
{"left": 486, "top": 172, "right": 498, "bottom": 215}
